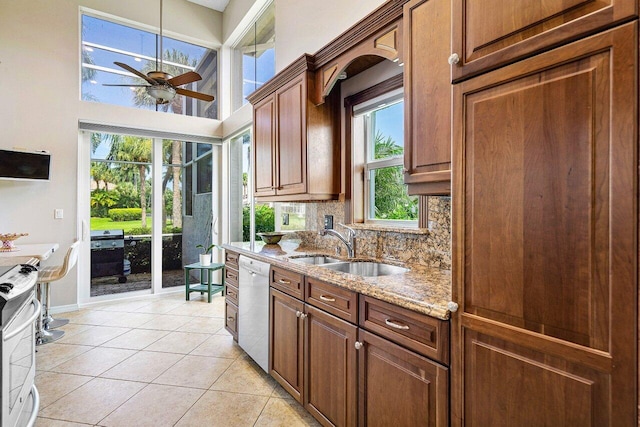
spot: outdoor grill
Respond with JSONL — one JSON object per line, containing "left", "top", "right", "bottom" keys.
{"left": 90, "top": 229, "right": 127, "bottom": 283}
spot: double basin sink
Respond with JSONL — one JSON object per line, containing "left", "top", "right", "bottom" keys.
{"left": 289, "top": 255, "right": 409, "bottom": 277}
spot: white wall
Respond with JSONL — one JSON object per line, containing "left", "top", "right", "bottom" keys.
{"left": 274, "top": 0, "right": 387, "bottom": 71}
{"left": 0, "top": 0, "right": 222, "bottom": 307}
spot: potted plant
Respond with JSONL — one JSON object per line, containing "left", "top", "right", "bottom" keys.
{"left": 196, "top": 243, "right": 216, "bottom": 266}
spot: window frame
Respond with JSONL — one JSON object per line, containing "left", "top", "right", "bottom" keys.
{"left": 230, "top": 1, "right": 276, "bottom": 112}
{"left": 345, "top": 75, "right": 419, "bottom": 228}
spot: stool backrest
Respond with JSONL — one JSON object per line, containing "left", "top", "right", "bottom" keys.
{"left": 60, "top": 240, "right": 81, "bottom": 277}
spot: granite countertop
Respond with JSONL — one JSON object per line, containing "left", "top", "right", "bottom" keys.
{"left": 222, "top": 240, "right": 453, "bottom": 320}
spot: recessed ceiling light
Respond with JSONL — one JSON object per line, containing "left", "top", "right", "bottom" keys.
{"left": 90, "top": 80, "right": 97, "bottom": 84}
{"left": 134, "top": 57, "right": 142, "bottom": 62}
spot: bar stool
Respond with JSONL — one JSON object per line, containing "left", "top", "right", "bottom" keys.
{"left": 36, "top": 241, "right": 80, "bottom": 345}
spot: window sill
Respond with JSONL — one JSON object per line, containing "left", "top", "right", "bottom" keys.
{"left": 346, "top": 223, "right": 429, "bottom": 235}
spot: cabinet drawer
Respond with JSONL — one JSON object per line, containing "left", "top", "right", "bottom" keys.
{"left": 225, "top": 250, "right": 239, "bottom": 270}
{"left": 224, "top": 267, "right": 238, "bottom": 287}
{"left": 271, "top": 266, "right": 304, "bottom": 299}
{"left": 359, "top": 296, "right": 449, "bottom": 364}
{"left": 225, "top": 283, "right": 239, "bottom": 305}
{"left": 225, "top": 301, "right": 238, "bottom": 340}
{"left": 305, "top": 277, "right": 357, "bottom": 324}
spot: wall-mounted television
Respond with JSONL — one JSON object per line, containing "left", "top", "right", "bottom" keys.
{"left": 0, "top": 149, "right": 51, "bottom": 181}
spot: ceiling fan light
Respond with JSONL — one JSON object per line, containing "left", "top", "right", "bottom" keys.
{"left": 147, "top": 85, "right": 176, "bottom": 102}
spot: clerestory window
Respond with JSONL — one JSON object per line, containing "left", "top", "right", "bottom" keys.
{"left": 81, "top": 13, "right": 218, "bottom": 119}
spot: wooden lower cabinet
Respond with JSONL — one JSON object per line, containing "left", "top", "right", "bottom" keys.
{"left": 224, "top": 301, "right": 238, "bottom": 341}
{"left": 270, "top": 287, "right": 357, "bottom": 426}
{"left": 224, "top": 250, "right": 240, "bottom": 340}
{"left": 305, "top": 305, "right": 357, "bottom": 427}
{"left": 271, "top": 285, "right": 450, "bottom": 426}
{"left": 270, "top": 288, "right": 304, "bottom": 402}
{"left": 358, "top": 330, "right": 448, "bottom": 427}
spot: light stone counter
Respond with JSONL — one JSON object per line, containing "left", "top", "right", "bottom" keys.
{"left": 223, "top": 240, "right": 453, "bottom": 320}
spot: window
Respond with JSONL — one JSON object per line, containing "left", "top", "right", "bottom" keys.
{"left": 183, "top": 142, "right": 214, "bottom": 216}
{"left": 81, "top": 14, "right": 218, "bottom": 119}
{"left": 352, "top": 88, "right": 418, "bottom": 226}
{"left": 231, "top": 3, "right": 275, "bottom": 111}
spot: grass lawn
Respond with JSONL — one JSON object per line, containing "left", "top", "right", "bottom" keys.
{"left": 91, "top": 217, "right": 154, "bottom": 233}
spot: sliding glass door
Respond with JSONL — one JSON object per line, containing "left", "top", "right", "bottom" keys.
{"left": 78, "top": 130, "right": 220, "bottom": 303}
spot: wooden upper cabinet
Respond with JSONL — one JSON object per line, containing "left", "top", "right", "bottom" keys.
{"left": 451, "top": 0, "right": 637, "bottom": 80}
{"left": 403, "top": 0, "right": 452, "bottom": 195}
{"left": 250, "top": 57, "right": 341, "bottom": 202}
{"left": 254, "top": 95, "right": 276, "bottom": 197}
{"left": 452, "top": 23, "right": 637, "bottom": 426}
{"left": 276, "top": 77, "right": 306, "bottom": 195}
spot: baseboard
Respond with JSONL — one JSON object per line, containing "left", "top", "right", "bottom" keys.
{"left": 77, "top": 288, "right": 183, "bottom": 309}
{"left": 50, "top": 304, "right": 79, "bottom": 314}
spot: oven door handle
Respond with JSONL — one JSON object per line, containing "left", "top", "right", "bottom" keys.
{"left": 25, "top": 384, "right": 40, "bottom": 427}
{"left": 4, "top": 298, "right": 41, "bottom": 341}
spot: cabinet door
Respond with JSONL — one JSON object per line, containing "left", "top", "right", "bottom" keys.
{"left": 224, "top": 301, "right": 238, "bottom": 341}
{"left": 358, "top": 330, "right": 448, "bottom": 427}
{"left": 276, "top": 77, "right": 307, "bottom": 195}
{"left": 451, "top": 0, "right": 636, "bottom": 80}
{"left": 403, "top": 0, "right": 452, "bottom": 195}
{"left": 270, "top": 288, "right": 304, "bottom": 403}
{"left": 254, "top": 95, "right": 276, "bottom": 197}
{"left": 304, "top": 305, "right": 357, "bottom": 427}
{"left": 452, "top": 23, "right": 637, "bottom": 426}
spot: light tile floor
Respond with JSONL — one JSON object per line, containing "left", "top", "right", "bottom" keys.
{"left": 35, "top": 292, "right": 320, "bottom": 427}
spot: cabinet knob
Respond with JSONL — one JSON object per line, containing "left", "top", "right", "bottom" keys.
{"left": 296, "top": 310, "right": 302, "bottom": 318}
{"left": 448, "top": 53, "right": 460, "bottom": 65}
{"left": 300, "top": 313, "right": 308, "bottom": 320}
{"left": 447, "top": 301, "right": 459, "bottom": 312}
{"left": 355, "top": 341, "right": 363, "bottom": 350}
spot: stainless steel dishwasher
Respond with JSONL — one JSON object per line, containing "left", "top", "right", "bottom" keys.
{"left": 238, "top": 255, "right": 271, "bottom": 373}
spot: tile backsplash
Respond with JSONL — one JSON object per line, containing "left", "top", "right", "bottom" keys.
{"left": 294, "top": 196, "right": 451, "bottom": 269}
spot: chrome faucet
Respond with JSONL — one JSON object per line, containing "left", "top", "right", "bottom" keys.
{"left": 318, "top": 224, "right": 356, "bottom": 258}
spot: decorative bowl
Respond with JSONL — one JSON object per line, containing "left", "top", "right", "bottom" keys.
{"left": 257, "top": 232, "right": 286, "bottom": 244}
{"left": 0, "top": 233, "right": 28, "bottom": 252}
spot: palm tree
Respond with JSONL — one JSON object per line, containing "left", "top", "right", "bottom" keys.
{"left": 107, "top": 135, "right": 152, "bottom": 228}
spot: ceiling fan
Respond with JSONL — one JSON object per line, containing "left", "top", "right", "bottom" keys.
{"left": 103, "top": 0, "right": 215, "bottom": 105}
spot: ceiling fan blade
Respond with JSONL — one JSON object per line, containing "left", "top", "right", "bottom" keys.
{"left": 114, "top": 62, "right": 158, "bottom": 85}
{"left": 175, "top": 88, "right": 215, "bottom": 102}
{"left": 167, "top": 71, "right": 202, "bottom": 87}
{"left": 102, "top": 84, "right": 150, "bottom": 87}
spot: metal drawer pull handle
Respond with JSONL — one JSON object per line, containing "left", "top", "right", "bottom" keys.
{"left": 278, "top": 279, "right": 291, "bottom": 285}
{"left": 385, "top": 319, "right": 409, "bottom": 330}
{"left": 319, "top": 295, "right": 336, "bottom": 302}
{"left": 227, "top": 316, "right": 234, "bottom": 321}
